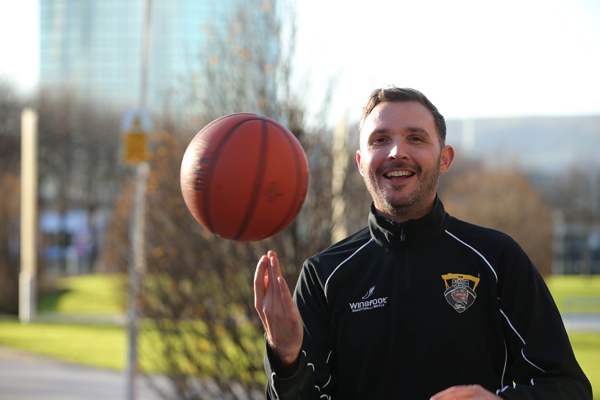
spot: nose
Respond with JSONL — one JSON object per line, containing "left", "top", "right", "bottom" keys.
{"left": 388, "top": 139, "right": 408, "bottom": 160}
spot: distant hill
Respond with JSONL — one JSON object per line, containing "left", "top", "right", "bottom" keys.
{"left": 446, "top": 115, "right": 600, "bottom": 172}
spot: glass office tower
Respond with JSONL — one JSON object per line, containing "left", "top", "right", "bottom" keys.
{"left": 39, "top": 0, "right": 242, "bottom": 111}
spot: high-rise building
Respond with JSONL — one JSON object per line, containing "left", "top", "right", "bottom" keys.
{"left": 39, "top": 0, "right": 244, "bottom": 111}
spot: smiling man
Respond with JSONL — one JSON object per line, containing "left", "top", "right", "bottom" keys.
{"left": 357, "top": 100, "right": 453, "bottom": 222}
{"left": 254, "top": 87, "right": 592, "bottom": 400}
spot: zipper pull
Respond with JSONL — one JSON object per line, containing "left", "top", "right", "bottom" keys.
{"left": 400, "top": 230, "right": 406, "bottom": 242}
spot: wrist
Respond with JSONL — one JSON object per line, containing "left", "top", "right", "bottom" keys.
{"left": 275, "top": 353, "right": 300, "bottom": 377}
{"left": 268, "top": 345, "right": 301, "bottom": 378}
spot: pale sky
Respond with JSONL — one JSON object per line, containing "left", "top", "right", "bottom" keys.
{"left": 0, "top": 0, "right": 38, "bottom": 96}
{"left": 296, "top": 0, "right": 600, "bottom": 122}
{"left": 1, "top": 0, "right": 599, "bottom": 124}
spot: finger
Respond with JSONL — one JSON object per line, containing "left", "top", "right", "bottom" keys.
{"left": 254, "top": 255, "right": 269, "bottom": 296}
{"left": 267, "top": 252, "right": 283, "bottom": 314}
{"left": 277, "top": 275, "right": 296, "bottom": 315}
{"left": 267, "top": 250, "right": 283, "bottom": 279}
{"left": 253, "top": 255, "right": 269, "bottom": 312}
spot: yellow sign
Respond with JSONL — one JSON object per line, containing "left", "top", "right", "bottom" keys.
{"left": 124, "top": 132, "right": 147, "bottom": 163}
{"left": 123, "top": 117, "right": 148, "bottom": 164}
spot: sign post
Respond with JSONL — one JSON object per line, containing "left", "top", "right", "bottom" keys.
{"left": 122, "top": 109, "right": 152, "bottom": 400}
{"left": 126, "top": 1, "right": 152, "bottom": 398}
{"left": 20, "top": 108, "right": 38, "bottom": 324}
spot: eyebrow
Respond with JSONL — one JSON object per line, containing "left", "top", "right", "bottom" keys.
{"left": 406, "top": 126, "right": 430, "bottom": 135}
{"left": 369, "top": 126, "right": 431, "bottom": 136}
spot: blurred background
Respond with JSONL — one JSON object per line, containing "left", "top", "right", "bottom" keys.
{"left": 0, "top": 0, "right": 599, "bottom": 399}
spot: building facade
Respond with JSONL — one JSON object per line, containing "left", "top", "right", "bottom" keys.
{"left": 39, "top": 0, "right": 243, "bottom": 111}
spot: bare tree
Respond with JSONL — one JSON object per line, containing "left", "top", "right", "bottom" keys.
{"left": 0, "top": 173, "right": 21, "bottom": 313}
{"left": 440, "top": 165, "right": 554, "bottom": 277}
{"left": 37, "top": 89, "right": 124, "bottom": 273}
{"left": 100, "top": 0, "right": 337, "bottom": 398}
{"left": 541, "top": 165, "right": 600, "bottom": 225}
{"left": 0, "top": 79, "right": 26, "bottom": 313}
{"left": 0, "top": 78, "right": 25, "bottom": 173}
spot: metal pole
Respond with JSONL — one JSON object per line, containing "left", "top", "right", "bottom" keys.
{"left": 126, "top": 161, "right": 149, "bottom": 400}
{"left": 20, "top": 108, "right": 38, "bottom": 324}
{"left": 140, "top": 0, "right": 151, "bottom": 109}
{"left": 126, "top": 1, "right": 151, "bottom": 399}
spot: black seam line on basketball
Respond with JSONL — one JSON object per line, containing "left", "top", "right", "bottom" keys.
{"left": 258, "top": 124, "right": 305, "bottom": 241}
{"left": 203, "top": 117, "right": 262, "bottom": 235}
{"left": 232, "top": 117, "right": 269, "bottom": 241}
{"left": 203, "top": 113, "right": 259, "bottom": 132}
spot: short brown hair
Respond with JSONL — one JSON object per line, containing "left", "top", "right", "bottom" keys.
{"left": 359, "top": 86, "right": 447, "bottom": 147}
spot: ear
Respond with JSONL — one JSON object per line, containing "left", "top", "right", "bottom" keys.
{"left": 439, "top": 145, "right": 455, "bottom": 174}
{"left": 356, "top": 150, "right": 364, "bottom": 176}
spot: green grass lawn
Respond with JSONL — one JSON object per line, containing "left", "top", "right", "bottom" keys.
{"left": 545, "top": 274, "right": 600, "bottom": 314}
{"left": 0, "top": 273, "right": 597, "bottom": 396}
{"left": 38, "top": 273, "right": 126, "bottom": 314}
{"left": 1, "top": 274, "right": 127, "bottom": 369}
{"left": 570, "top": 332, "right": 600, "bottom": 394}
{"left": 546, "top": 275, "right": 600, "bottom": 397}
{"left": 0, "top": 317, "right": 126, "bottom": 370}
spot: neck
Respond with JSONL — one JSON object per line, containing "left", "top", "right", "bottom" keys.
{"left": 375, "top": 197, "right": 436, "bottom": 224}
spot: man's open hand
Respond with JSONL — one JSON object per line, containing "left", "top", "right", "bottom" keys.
{"left": 254, "top": 250, "right": 304, "bottom": 377}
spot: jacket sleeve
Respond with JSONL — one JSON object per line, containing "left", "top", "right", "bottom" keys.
{"left": 495, "top": 237, "right": 592, "bottom": 400}
{"left": 264, "top": 259, "right": 336, "bottom": 400}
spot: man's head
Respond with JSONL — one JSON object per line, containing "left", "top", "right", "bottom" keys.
{"left": 356, "top": 87, "right": 454, "bottom": 222}
{"left": 359, "top": 87, "right": 447, "bottom": 148}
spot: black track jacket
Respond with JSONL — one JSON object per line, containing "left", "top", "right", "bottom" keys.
{"left": 265, "top": 197, "right": 592, "bottom": 399}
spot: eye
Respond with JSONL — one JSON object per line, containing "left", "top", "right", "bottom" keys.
{"left": 371, "top": 137, "right": 387, "bottom": 145}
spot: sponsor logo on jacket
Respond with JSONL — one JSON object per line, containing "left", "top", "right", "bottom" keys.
{"left": 441, "top": 273, "right": 480, "bottom": 313}
{"left": 349, "top": 286, "right": 388, "bottom": 312}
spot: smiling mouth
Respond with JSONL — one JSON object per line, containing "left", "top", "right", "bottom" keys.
{"left": 384, "top": 170, "right": 415, "bottom": 179}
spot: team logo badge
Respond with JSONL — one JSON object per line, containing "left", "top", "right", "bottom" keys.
{"left": 441, "top": 273, "right": 480, "bottom": 313}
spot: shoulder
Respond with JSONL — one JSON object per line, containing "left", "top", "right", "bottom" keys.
{"left": 445, "top": 216, "right": 521, "bottom": 252}
{"left": 293, "top": 227, "right": 373, "bottom": 304}
{"left": 445, "top": 216, "right": 532, "bottom": 281}
{"left": 302, "top": 227, "right": 373, "bottom": 282}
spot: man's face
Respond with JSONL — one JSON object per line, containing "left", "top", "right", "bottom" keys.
{"left": 356, "top": 101, "right": 454, "bottom": 221}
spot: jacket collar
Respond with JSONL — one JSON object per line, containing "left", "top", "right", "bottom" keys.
{"left": 368, "top": 195, "right": 451, "bottom": 248}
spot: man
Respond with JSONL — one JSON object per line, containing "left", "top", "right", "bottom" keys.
{"left": 254, "top": 87, "right": 592, "bottom": 399}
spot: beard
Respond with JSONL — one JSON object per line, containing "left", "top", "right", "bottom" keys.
{"left": 363, "top": 155, "right": 441, "bottom": 219}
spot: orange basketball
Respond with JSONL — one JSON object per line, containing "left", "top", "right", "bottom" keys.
{"left": 180, "top": 113, "right": 309, "bottom": 242}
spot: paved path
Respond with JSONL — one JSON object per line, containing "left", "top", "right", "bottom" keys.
{"left": 0, "top": 346, "right": 161, "bottom": 400}
{"left": 561, "top": 313, "right": 600, "bottom": 332}
{"left": 0, "top": 346, "right": 262, "bottom": 400}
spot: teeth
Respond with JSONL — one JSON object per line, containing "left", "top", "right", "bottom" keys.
{"left": 386, "top": 170, "right": 413, "bottom": 177}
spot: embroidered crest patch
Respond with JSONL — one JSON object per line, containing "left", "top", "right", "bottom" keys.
{"left": 441, "top": 273, "right": 480, "bottom": 313}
